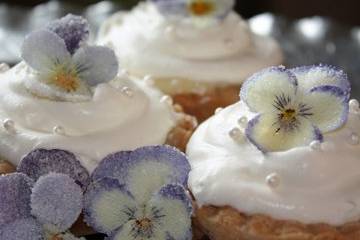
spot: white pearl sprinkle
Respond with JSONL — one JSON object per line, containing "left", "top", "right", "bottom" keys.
{"left": 266, "top": 173, "right": 280, "bottom": 189}
{"left": 215, "top": 107, "right": 223, "bottom": 114}
{"left": 118, "top": 69, "right": 129, "bottom": 78}
{"left": 229, "top": 127, "right": 243, "bottom": 141}
{"left": 310, "top": 140, "right": 322, "bottom": 150}
{"left": 348, "top": 133, "right": 359, "bottom": 145}
{"left": 238, "top": 116, "right": 248, "bottom": 128}
{"left": 3, "top": 119, "right": 15, "bottom": 133}
{"left": 53, "top": 125, "right": 65, "bottom": 135}
{"left": 0, "top": 63, "right": 10, "bottom": 73}
{"left": 160, "top": 95, "right": 173, "bottom": 106}
{"left": 165, "top": 26, "right": 176, "bottom": 38}
{"left": 143, "top": 75, "right": 154, "bottom": 85}
{"left": 349, "top": 99, "right": 360, "bottom": 113}
{"left": 121, "top": 86, "right": 134, "bottom": 98}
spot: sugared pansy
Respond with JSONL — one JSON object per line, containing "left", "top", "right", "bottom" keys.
{"left": 0, "top": 149, "right": 90, "bottom": 240}
{"left": 83, "top": 145, "right": 193, "bottom": 240}
{"left": 152, "top": 0, "right": 235, "bottom": 21}
{"left": 241, "top": 65, "right": 350, "bottom": 152}
{"left": 21, "top": 14, "right": 118, "bottom": 102}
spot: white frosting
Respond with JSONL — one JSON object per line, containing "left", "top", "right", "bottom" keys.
{"left": 0, "top": 63, "right": 176, "bottom": 172}
{"left": 187, "top": 101, "right": 360, "bottom": 225}
{"left": 97, "top": 2, "right": 283, "bottom": 84}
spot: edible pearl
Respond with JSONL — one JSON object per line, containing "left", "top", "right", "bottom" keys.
{"left": 229, "top": 127, "right": 243, "bottom": 141}
{"left": 310, "top": 140, "right": 322, "bottom": 150}
{"left": 160, "top": 95, "right": 173, "bottom": 106}
{"left": 53, "top": 125, "right": 65, "bottom": 135}
{"left": 266, "top": 173, "right": 280, "bottom": 189}
{"left": 118, "top": 69, "right": 129, "bottom": 77}
{"left": 143, "top": 75, "right": 154, "bottom": 86}
{"left": 0, "top": 63, "right": 10, "bottom": 73}
{"left": 349, "top": 99, "right": 360, "bottom": 114}
{"left": 348, "top": 133, "right": 359, "bottom": 145}
{"left": 215, "top": 107, "right": 223, "bottom": 114}
{"left": 3, "top": 119, "right": 15, "bottom": 133}
{"left": 238, "top": 116, "right": 248, "bottom": 128}
{"left": 121, "top": 86, "right": 134, "bottom": 98}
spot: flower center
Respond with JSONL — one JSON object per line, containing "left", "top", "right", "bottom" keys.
{"left": 50, "top": 234, "right": 63, "bottom": 240}
{"left": 52, "top": 72, "right": 79, "bottom": 92}
{"left": 188, "top": 1, "right": 214, "bottom": 16}
{"left": 280, "top": 109, "right": 297, "bottom": 122}
{"left": 131, "top": 217, "right": 154, "bottom": 238}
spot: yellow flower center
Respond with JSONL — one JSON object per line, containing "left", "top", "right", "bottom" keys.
{"left": 188, "top": 0, "right": 214, "bottom": 16}
{"left": 135, "top": 218, "right": 153, "bottom": 232}
{"left": 280, "top": 109, "right": 297, "bottom": 122}
{"left": 52, "top": 71, "right": 79, "bottom": 92}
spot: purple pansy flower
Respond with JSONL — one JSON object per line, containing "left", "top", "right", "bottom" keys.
{"left": 152, "top": 0, "right": 235, "bottom": 20}
{"left": 83, "top": 145, "right": 193, "bottom": 240}
{"left": 241, "top": 64, "right": 350, "bottom": 152}
{"left": 0, "top": 149, "right": 90, "bottom": 240}
{"left": 21, "top": 14, "right": 118, "bottom": 101}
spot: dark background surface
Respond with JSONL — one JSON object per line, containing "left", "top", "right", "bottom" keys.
{"left": 2, "top": 0, "right": 360, "bottom": 25}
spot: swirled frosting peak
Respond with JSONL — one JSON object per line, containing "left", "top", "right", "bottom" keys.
{"left": 97, "top": 1, "right": 283, "bottom": 84}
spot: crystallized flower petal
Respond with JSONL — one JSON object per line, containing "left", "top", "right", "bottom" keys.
{"left": 291, "top": 64, "right": 350, "bottom": 95}
{"left": 30, "top": 173, "right": 83, "bottom": 233}
{"left": 108, "top": 221, "right": 167, "bottom": 240}
{"left": 83, "top": 178, "right": 135, "bottom": 234}
{"left": 0, "top": 173, "right": 33, "bottom": 226}
{"left": 302, "top": 85, "right": 349, "bottom": 133}
{"left": 246, "top": 114, "right": 323, "bottom": 152}
{"left": 73, "top": 46, "right": 118, "bottom": 86}
{"left": 21, "top": 30, "right": 71, "bottom": 72}
{"left": 0, "top": 218, "right": 43, "bottom": 240}
{"left": 146, "top": 184, "right": 192, "bottom": 240}
{"left": 240, "top": 67, "right": 298, "bottom": 113}
{"left": 151, "top": 0, "right": 188, "bottom": 17}
{"left": 92, "top": 146, "right": 191, "bottom": 204}
{"left": 17, "top": 149, "right": 90, "bottom": 190}
{"left": 47, "top": 14, "right": 90, "bottom": 54}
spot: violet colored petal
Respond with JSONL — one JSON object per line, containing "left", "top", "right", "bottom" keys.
{"left": 92, "top": 145, "right": 191, "bottom": 203}
{"left": 240, "top": 66, "right": 298, "bottom": 113}
{"left": 30, "top": 173, "right": 83, "bottom": 233}
{"left": 83, "top": 177, "right": 135, "bottom": 235}
{"left": 0, "top": 218, "right": 43, "bottom": 240}
{"left": 303, "top": 85, "right": 349, "bottom": 133}
{"left": 17, "top": 148, "right": 90, "bottom": 190}
{"left": 291, "top": 64, "right": 351, "bottom": 96}
{"left": 72, "top": 46, "right": 119, "bottom": 86}
{"left": 146, "top": 184, "right": 192, "bottom": 240}
{"left": 47, "top": 14, "right": 90, "bottom": 54}
{"left": 0, "top": 173, "right": 33, "bottom": 226}
{"left": 21, "top": 30, "right": 71, "bottom": 72}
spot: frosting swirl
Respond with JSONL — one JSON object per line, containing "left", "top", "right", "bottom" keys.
{"left": 97, "top": 2, "right": 283, "bottom": 84}
{"left": 0, "top": 63, "right": 176, "bottom": 171}
{"left": 187, "top": 101, "right": 360, "bottom": 225}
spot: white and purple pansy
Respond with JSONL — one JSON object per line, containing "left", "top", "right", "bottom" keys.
{"left": 21, "top": 14, "right": 118, "bottom": 102}
{"left": 83, "top": 145, "right": 193, "bottom": 240}
{"left": 241, "top": 65, "right": 350, "bottom": 152}
{"left": 151, "top": 0, "right": 235, "bottom": 20}
{"left": 0, "top": 149, "right": 90, "bottom": 240}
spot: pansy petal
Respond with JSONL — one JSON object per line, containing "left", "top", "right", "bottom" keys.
{"left": 291, "top": 64, "right": 350, "bottom": 95}
{"left": 47, "top": 14, "right": 90, "bottom": 54}
{"left": 151, "top": 0, "right": 188, "bottom": 17}
{"left": 108, "top": 221, "right": 167, "bottom": 240}
{"left": 73, "top": 46, "right": 118, "bottom": 86}
{"left": 21, "top": 30, "right": 71, "bottom": 72}
{"left": 0, "top": 218, "right": 43, "bottom": 240}
{"left": 92, "top": 146, "right": 191, "bottom": 204}
{"left": 146, "top": 184, "right": 192, "bottom": 240}
{"left": 83, "top": 178, "right": 136, "bottom": 234}
{"left": 302, "top": 85, "right": 349, "bottom": 133}
{"left": 246, "top": 114, "right": 323, "bottom": 152}
{"left": 17, "top": 149, "right": 90, "bottom": 190}
{"left": 0, "top": 173, "right": 33, "bottom": 226}
{"left": 30, "top": 173, "right": 83, "bottom": 233}
{"left": 240, "top": 67, "right": 298, "bottom": 113}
